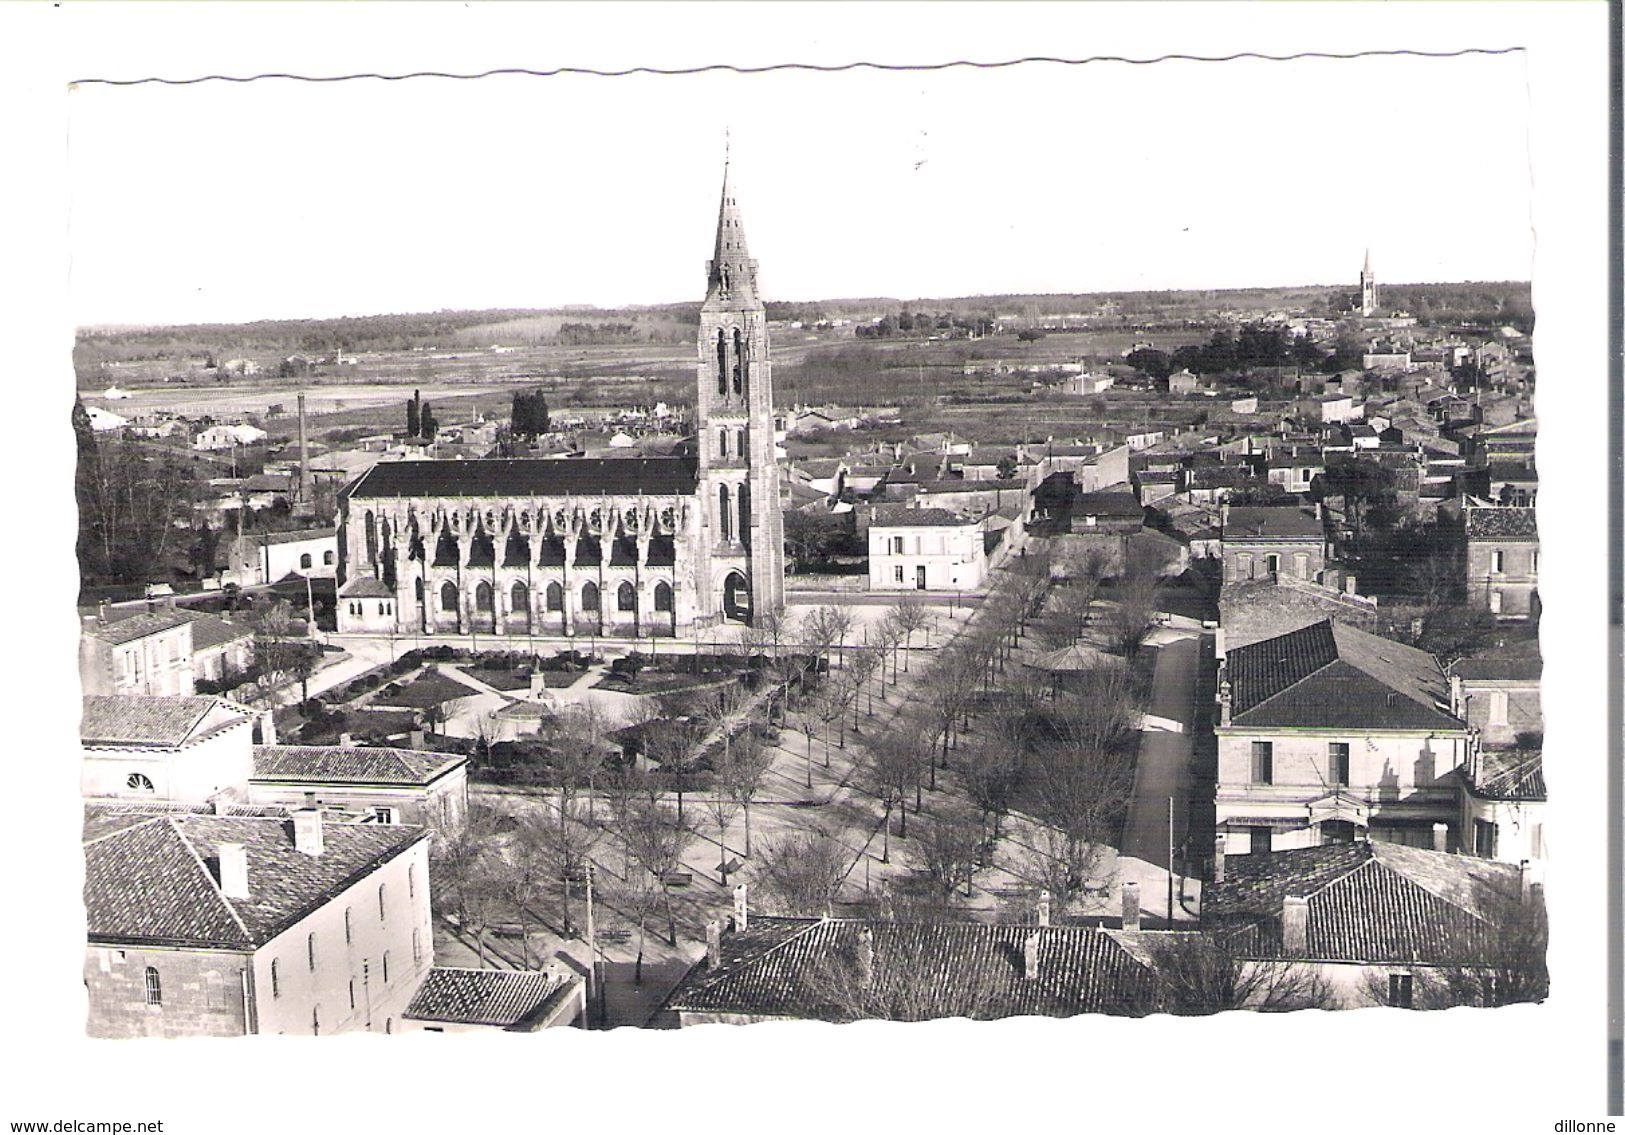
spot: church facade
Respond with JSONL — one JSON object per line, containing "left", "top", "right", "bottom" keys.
{"left": 333, "top": 168, "right": 784, "bottom": 637}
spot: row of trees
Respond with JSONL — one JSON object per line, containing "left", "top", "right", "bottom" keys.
{"left": 74, "top": 400, "right": 204, "bottom": 586}
{"left": 509, "top": 389, "right": 551, "bottom": 439}
{"left": 404, "top": 389, "right": 439, "bottom": 441}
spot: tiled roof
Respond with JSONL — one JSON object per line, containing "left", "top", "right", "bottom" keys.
{"left": 1464, "top": 506, "right": 1538, "bottom": 540}
{"left": 249, "top": 527, "right": 336, "bottom": 546}
{"left": 84, "top": 609, "right": 193, "bottom": 646}
{"left": 80, "top": 695, "right": 252, "bottom": 748}
{"left": 1074, "top": 491, "right": 1144, "bottom": 518}
{"left": 869, "top": 506, "right": 976, "bottom": 528}
{"left": 346, "top": 457, "right": 698, "bottom": 499}
{"left": 82, "top": 810, "right": 427, "bottom": 950}
{"left": 1222, "top": 507, "right": 1323, "bottom": 540}
{"left": 662, "top": 917, "right": 1163, "bottom": 1021}
{"left": 1452, "top": 657, "right": 1542, "bottom": 682}
{"left": 1464, "top": 750, "right": 1545, "bottom": 801}
{"left": 1202, "top": 842, "right": 1527, "bottom": 964}
{"left": 340, "top": 578, "right": 395, "bottom": 599}
{"left": 179, "top": 612, "right": 254, "bottom": 651}
{"left": 1224, "top": 620, "right": 1461, "bottom": 731}
{"left": 405, "top": 967, "right": 578, "bottom": 1027}
{"left": 253, "top": 745, "right": 465, "bottom": 787}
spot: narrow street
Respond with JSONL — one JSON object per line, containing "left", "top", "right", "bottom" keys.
{"left": 1119, "top": 628, "right": 1206, "bottom": 919}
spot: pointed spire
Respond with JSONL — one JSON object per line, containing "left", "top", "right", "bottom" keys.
{"left": 707, "top": 158, "right": 757, "bottom": 303}
{"left": 1363, "top": 247, "right": 1372, "bottom": 275}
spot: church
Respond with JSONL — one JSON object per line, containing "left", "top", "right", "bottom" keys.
{"left": 334, "top": 167, "right": 785, "bottom": 637}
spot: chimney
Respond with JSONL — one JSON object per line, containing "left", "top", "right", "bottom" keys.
{"left": 705, "top": 920, "right": 722, "bottom": 969}
{"left": 408, "top": 728, "right": 425, "bottom": 750}
{"left": 1212, "top": 834, "right": 1227, "bottom": 884}
{"left": 1218, "top": 502, "right": 1230, "bottom": 530}
{"left": 80, "top": 614, "right": 97, "bottom": 632}
{"left": 218, "top": 843, "right": 249, "bottom": 899}
{"left": 732, "top": 883, "right": 748, "bottom": 932}
{"left": 855, "top": 925, "right": 875, "bottom": 987}
{"left": 97, "top": 599, "right": 109, "bottom": 624}
{"left": 1218, "top": 680, "right": 1233, "bottom": 726}
{"left": 337, "top": 732, "right": 353, "bottom": 748}
{"left": 1022, "top": 931, "right": 1040, "bottom": 981}
{"left": 1431, "top": 823, "right": 1449, "bottom": 853}
{"left": 1120, "top": 881, "right": 1141, "bottom": 931}
{"left": 1344, "top": 573, "right": 1358, "bottom": 596}
{"left": 1519, "top": 859, "right": 1533, "bottom": 905}
{"left": 292, "top": 808, "right": 324, "bottom": 857}
{"left": 1036, "top": 890, "right": 1051, "bottom": 927}
{"left": 297, "top": 392, "right": 313, "bottom": 506}
{"left": 1281, "top": 895, "right": 1309, "bottom": 954}
{"left": 211, "top": 795, "right": 231, "bottom": 816}
{"left": 255, "top": 711, "right": 277, "bottom": 746}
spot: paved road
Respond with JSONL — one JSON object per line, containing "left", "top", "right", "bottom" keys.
{"left": 1121, "top": 631, "right": 1202, "bottom": 871}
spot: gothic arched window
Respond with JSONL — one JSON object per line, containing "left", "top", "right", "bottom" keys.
{"left": 510, "top": 581, "right": 528, "bottom": 613}
{"left": 716, "top": 330, "right": 728, "bottom": 396}
{"left": 545, "top": 581, "right": 563, "bottom": 612}
{"left": 414, "top": 578, "right": 424, "bottom": 602}
{"left": 738, "top": 483, "right": 752, "bottom": 547}
{"left": 365, "top": 511, "right": 378, "bottom": 565}
{"left": 581, "top": 582, "right": 600, "bottom": 612}
{"left": 732, "top": 329, "right": 745, "bottom": 395}
{"left": 654, "top": 581, "right": 673, "bottom": 612}
{"left": 439, "top": 582, "right": 458, "bottom": 613}
{"left": 718, "top": 485, "right": 732, "bottom": 543}
{"left": 474, "top": 582, "right": 493, "bottom": 612}
{"left": 617, "top": 581, "right": 636, "bottom": 612}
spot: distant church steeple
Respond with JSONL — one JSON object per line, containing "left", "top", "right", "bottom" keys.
{"left": 1360, "top": 248, "right": 1377, "bottom": 317}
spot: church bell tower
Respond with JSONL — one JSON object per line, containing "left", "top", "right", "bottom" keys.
{"left": 693, "top": 162, "right": 784, "bottom": 625}
{"left": 1360, "top": 248, "right": 1378, "bottom": 317}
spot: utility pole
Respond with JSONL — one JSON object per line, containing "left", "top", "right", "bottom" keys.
{"left": 585, "top": 862, "right": 605, "bottom": 1027}
{"left": 1167, "top": 795, "right": 1176, "bottom": 925}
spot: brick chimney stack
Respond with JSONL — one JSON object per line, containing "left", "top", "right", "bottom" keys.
{"left": 1036, "top": 891, "right": 1051, "bottom": 928}
{"left": 1120, "top": 881, "right": 1141, "bottom": 931}
{"left": 705, "top": 920, "right": 722, "bottom": 969}
{"left": 1431, "top": 823, "right": 1449, "bottom": 853}
{"left": 292, "top": 808, "right": 324, "bottom": 857}
{"left": 732, "top": 883, "right": 748, "bottom": 932}
{"left": 1022, "top": 932, "right": 1040, "bottom": 981}
{"left": 1282, "top": 895, "right": 1309, "bottom": 953}
{"left": 218, "top": 843, "right": 249, "bottom": 899}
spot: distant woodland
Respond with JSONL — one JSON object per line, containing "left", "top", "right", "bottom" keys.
{"left": 75, "top": 281, "right": 1533, "bottom": 377}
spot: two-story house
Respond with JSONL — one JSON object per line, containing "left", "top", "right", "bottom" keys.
{"left": 79, "top": 608, "right": 196, "bottom": 697}
{"left": 1214, "top": 619, "right": 1473, "bottom": 855}
{"left": 83, "top": 807, "right": 433, "bottom": 1037}
{"left": 1218, "top": 505, "right": 1327, "bottom": 585}
{"left": 867, "top": 506, "right": 988, "bottom": 592}
{"left": 1463, "top": 505, "right": 1539, "bottom": 619}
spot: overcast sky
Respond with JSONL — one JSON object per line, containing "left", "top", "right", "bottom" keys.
{"left": 67, "top": 50, "right": 1533, "bottom": 327}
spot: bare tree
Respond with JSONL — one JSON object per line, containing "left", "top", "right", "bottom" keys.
{"left": 961, "top": 709, "right": 1029, "bottom": 841}
{"left": 721, "top": 729, "right": 774, "bottom": 857}
{"left": 860, "top": 729, "right": 917, "bottom": 859}
{"left": 849, "top": 646, "right": 883, "bottom": 717}
{"left": 1105, "top": 573, "right": 1160, "bottom": 657}
{"left": 918, "top": 804, "right": 985, "bottom": 900}
{"left": 622, "top": 797, "right": 695, "bottom": 947}
{"left": 1146, "top": 933, "right": 1336, "bottom": 1013}
{"left": 430, "top": 801, "right": 504, "bottom": 966}
{"left": 889, "top": 602, "right": 930, "bottom": 672}
{"left": 1025, "top": 675, "right": 1141, "bottom": 906}
{"left": 755, "top": 828, "right": 851, "bottom": 917}
{"left": 801, "top": 605, "right": 850, "bottom": 675}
